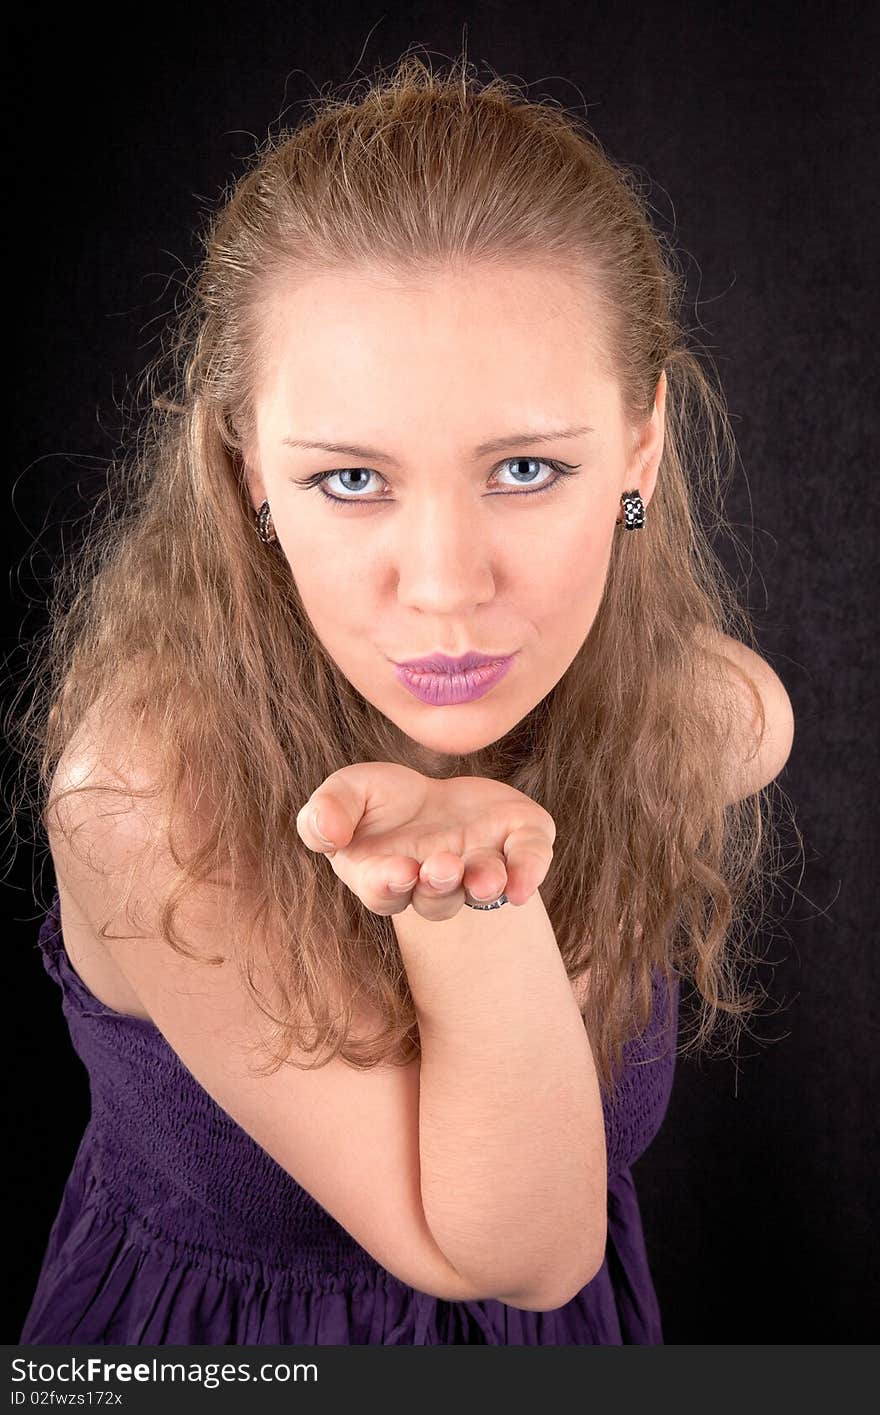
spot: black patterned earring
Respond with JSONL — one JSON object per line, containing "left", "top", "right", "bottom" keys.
{"left": 254, "top": 499, "right": 278, "bottom": 544}
{"left": 617, "top": 489, "right": 645, "bottom": 530}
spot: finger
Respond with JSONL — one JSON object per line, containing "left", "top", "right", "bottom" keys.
{"left": 417, "top": 851, "right": 466, "bottom": 894}
{"left": 403, "top": 851, "right": 466, "bottom": 921}
{"left": 458, "top": 846, "right": 510, "bottom": 905}
{"left": 410, "top": 879, "right": 468, "bottom": 922}
{"left": 358, "top": 855, "right": 424, "bottom": 916}
{"left": 500, "top": 826, "right": 554, "bottom": 906}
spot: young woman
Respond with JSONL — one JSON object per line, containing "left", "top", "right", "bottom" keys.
{"left": 15, "top": 53, "right": 794, "bottom": 1345}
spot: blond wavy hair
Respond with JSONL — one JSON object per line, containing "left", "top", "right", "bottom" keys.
{"left": 7, "top": 50, "right": 795, "bottom": 1096}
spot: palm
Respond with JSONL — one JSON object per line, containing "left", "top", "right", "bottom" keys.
{"left": 299, "top": 762, "right": 554, "bottom": 916}
{"left": 344, "top": 771, "right": 533, "bottom": 868}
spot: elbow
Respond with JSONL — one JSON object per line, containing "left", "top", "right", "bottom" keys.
{"left": 500, "top": 1225, "right": 608, "bottom": 1314}
{"left": 547, "top": 1243, "right": 607, "bottom": 1312}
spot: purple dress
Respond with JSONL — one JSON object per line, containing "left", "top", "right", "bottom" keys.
{"left": 20, "top": 887, "right": 679, "bottom": 1345}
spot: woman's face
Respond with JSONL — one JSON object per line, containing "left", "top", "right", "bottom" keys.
{"left": 247, "top": 262, "right": 665, "bottom": 766}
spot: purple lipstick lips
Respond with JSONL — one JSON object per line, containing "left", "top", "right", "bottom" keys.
{"left": 392, "top": 651, "right": 517, "bottom": 705}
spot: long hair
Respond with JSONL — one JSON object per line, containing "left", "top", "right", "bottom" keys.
{"left": 6, "top": 50, "right": 795, "bottom": 1096}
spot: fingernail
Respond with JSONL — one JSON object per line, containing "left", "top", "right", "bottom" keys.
{"left": 428, "top": 874, "right": 459, "bottom": 888}
{"left": 389, "top": 877, "right": 419, "bottom": 893}
{"left": 311, "top": 809, "right": 335, "bottom": 846}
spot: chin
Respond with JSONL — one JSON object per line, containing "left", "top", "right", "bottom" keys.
{"left": 409, "top": 727, "right": 509, "bottom": 761}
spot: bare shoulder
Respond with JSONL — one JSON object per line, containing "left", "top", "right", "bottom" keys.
{"left": 47, "top": 690, "right": 195, "bottom": 925}
{"left": 47, "top": 684, "right": 177, "bottom": 865}
{"left": 45, "top": 690, "right": 223, "bottom": 1016}
{"left": 47, "top": 689, "right": 294, "bottom": 1006}
{"left": 694, "top": 628, "right": 795, "bottom": 802}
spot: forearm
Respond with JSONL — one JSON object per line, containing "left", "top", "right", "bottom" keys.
{"left": 391, "top": 889, "right": 607, "bottom": 1304}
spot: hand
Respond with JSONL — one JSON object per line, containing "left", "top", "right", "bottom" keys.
{"left": 295, "top": 763, "right": 555, "bottom": 920}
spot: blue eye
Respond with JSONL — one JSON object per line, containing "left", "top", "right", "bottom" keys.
{"left": 291, "top": 456, "right": 582, "bottom": 508}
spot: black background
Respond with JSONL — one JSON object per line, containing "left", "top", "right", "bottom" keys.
{"left": 6, "top": 1, "right": 878, "bottom": 1343}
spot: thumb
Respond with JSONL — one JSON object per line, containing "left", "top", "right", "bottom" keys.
{"left": 295, "top": 769, "right": 367, "bottom": 854}
{"left": 295, "top": 800, "right": 342, "bottom": 855}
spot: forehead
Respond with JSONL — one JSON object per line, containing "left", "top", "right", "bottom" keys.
{"left": 255, "top": 263, "right": 615, "bottom": 415}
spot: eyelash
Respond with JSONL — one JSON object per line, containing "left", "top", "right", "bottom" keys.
{"left": 291, "top": 457, "right": 582, "bottom": 509}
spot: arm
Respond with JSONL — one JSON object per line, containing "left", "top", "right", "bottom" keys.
{"left": 392, "top": 888, "right": 607, "bottom": 1309}
{"left": 46, "top": 740, "right": 507, "bottom": 1309}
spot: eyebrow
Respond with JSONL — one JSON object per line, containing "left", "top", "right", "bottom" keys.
{"left": 280, "top": 424, "right": 596, "bottom": 466}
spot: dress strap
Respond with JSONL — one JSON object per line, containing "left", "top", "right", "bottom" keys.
{"left": 33, "top": 884, "right": 158, "bottom": 1028}
{"left": 34, "top": 886, "right": 65, "bottom": 986}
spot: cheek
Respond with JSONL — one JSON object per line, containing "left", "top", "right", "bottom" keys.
{"left": 287, "top": 519, "right": 355, "bottom": 588}
{"left": 289, "top": 541, "right": 379, "bottom": 643}
{"left": 529, "top": 522, "right": 610, "bottom": 609}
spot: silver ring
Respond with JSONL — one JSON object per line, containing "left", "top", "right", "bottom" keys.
{"left": 463, "top": 892, "right": 509, "bottom": 910}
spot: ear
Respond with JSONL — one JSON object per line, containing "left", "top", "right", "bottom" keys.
{"left": 625, "top": 369, "right": 667, "bottom": 511}
{"left": 240, "top": 455, "right": 268, "bottom": 515}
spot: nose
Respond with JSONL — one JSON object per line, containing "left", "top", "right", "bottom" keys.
{"left": 393, "top": 495, "right": 496, "bottom": 613}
